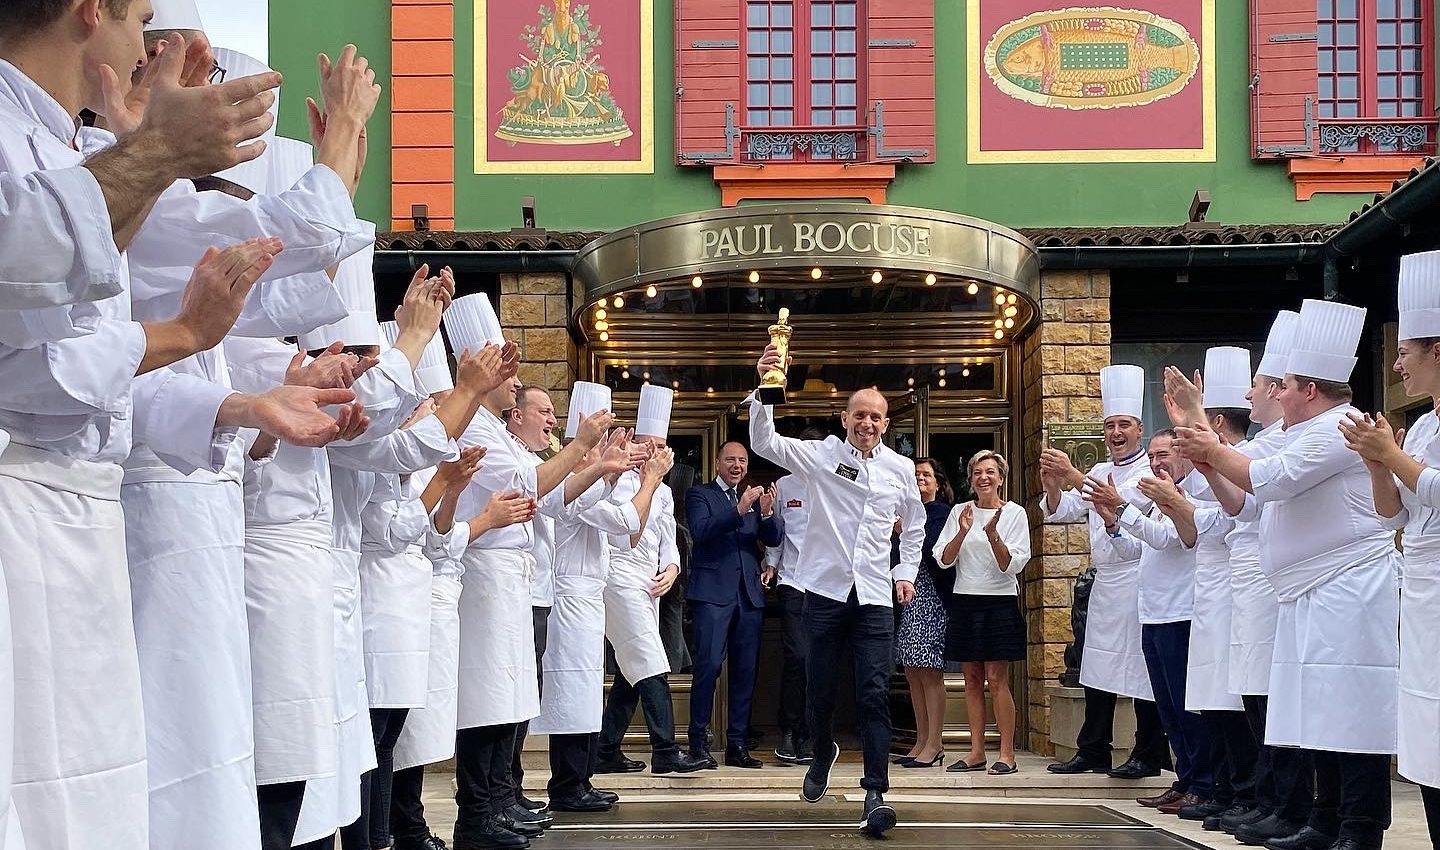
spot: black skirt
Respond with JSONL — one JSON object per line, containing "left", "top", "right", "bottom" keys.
{"left": 943, "top": 594, "right": 1026, "bottom": 664}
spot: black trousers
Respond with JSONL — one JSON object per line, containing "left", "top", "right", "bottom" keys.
{"left": 1141, "top": 621, "right": 1212, "bottom": 798}
{"left": 777, "top": 584, "right": 809, "bottom": 740}
{"left": 1202, "top": 710, "right": 1259, "bottom": 808}
{"left": 1243, "top": 694, "right": 1314, "bottom": 822}
{"left": 258, "top": 780, "right": 307, "bottom": 850}
{"left": 1421, "top": 784, "right": 1440, "bottom": 850}
{"left": 804, "top": 589, "right": 893, "bottom": 793}
{"left": 455, "top": 723, "right": 519, "bottom": 840}
{"left": 1074, "top": 687, "right": 1171, "bottom": 770}
{"left": 508, "top": 605, "right": 550, "bottom": 809}
{"left": 548, "top": 732, "right": 599, "bottom": 800}
{"left": 291, "top": 773, "right": 371, "bottom": 850}
{"left": 1309, "top": 749, "right": 1391, "bottom": 846}
{"left": 367, "top": 708, "right": 410, "bottom": 849}
{"left": 599, "top": 671, "right": 681, "bottom": 757}
{"left": 389, "top": 765, "right": 430, "bottom": 846}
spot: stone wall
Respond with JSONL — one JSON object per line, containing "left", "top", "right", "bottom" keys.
{"left": 1019, "top": 269, "right": 1111, "bottom": 754}
{"left": 499, "top": 272, "right": 577, "bottom": 414}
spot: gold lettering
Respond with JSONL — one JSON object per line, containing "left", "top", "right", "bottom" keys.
{"left": 846, "top": 221, "right": 873, "bottom": 253}
{"left": 761, "top": 224, "right": 783, "bottom": 254}
{"left": 793, "top": 222, "right": 817, "bottom": 253}
{"left": 913, "top": 227, "right": 931, "bottom": 257}
{"left": 815, "top": 222, "right": 846, "bottom": 253}
{"left": 701, "top": 228, "right": 720, "bottom": 259}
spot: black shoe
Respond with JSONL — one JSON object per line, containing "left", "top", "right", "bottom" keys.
{"left": 395, "top": 834, "right": 448, "bottom": 850}
{"left": 1261, "top": 826, "right": 1337, "bottom": 850}
{"left": 496, "top": 816, "right": 544, "bottom": 839}
{"left": 900, "top": 750, "right": 944, "bottom": 768}
{"left": 1236, "top": 816, "right": 1306, "bottom": 846}
{"left": 1325, "top": 841, "right": 1381, "bottom": 850}
{"left": 861, "top": 790, "right": 897, "bottom": 837}
{"left": 516, "top": 795, "right": 549, "bottom": 814}
{"left": 455, "top": 816, "right": 530, "bottom": 850}
{"left": 1219, "top": 807, "right": 1268, "bottom": 834}
{"left": 775, "top": 731, "right": 801, "bottom": 763}
{"left": 1048, "top": 755, "right": 1110, "bottom": 775}
{"left": 653, "top": 749, "right": 709, "bottom": 775}
{"left": 549, "top": 792, "right": 612, "bottom": 813}
{"left": 1179, "top": 798, "right": 1230, "bottom": 821}
{"left": 588, "top": 787, "right": 620, "bottom": 804}
{"left": 689, "top": 747, "right": 719, "bottom": 770}
{"left": 791, "top": 738, "right": 814, "bottom": 765}
{"left": 503, "top": 805, "right": 554, "bottom": 828}
{"left": 1203, "top": 804, "right": 1254, "bottom": 831}
{"left": 1107, "top": 757, "right": 1161, "bottom": 779}
{"left": 725, "top": 747, "right": 763, "bottom": 769}
{"left": 746, "top": 728, "right": 764, "bottom": 750}
{"left": 801, "top": 743, "right": 839, "bottom": 803}
{"left": 594, "top": 752, "right": 646, "bottom": 774}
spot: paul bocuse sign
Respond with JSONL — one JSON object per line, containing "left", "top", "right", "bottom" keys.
{"left": 700, "top": 221, "right": 933, "bottom": 260}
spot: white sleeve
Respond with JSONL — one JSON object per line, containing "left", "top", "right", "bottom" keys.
{"left": 1118, "top": 504, "right": 1182, "bottom": 550}
{"left": 338, "top": 347, "right": 428, "bottom": 440}
{"left": 328, "top": 415, "right": 458, "bottom": 475}
{"left": 0, "top": 167, "right": 123, "bottom": 308}
{"left": 932, "top": 503, "right": 963, "bottom": 568}
{"left": 893, "top": 466, "right": 926, "bottom": 584}
{"left": 0, "top": 314, "right": 146, "bottom": 416}
{"left": 1000, "top": 502, "right": 1033, "bottom": 574}
{"left": 659, "top": 492, "right": 680, "bottom": 569}
{"left": 1251, "top": 428, "right": 1352, "bottom": 505}
{"left": 130, "top": 368, "right": 237, "bottom": 474}
{"left": 361, "top": 485, "right": 432, "bottom": 554}
{"left": 747, "top": 394, "right": 824, "bottom": 478}
{"left": 1042, "top": 488, "right": 1089, "bottom": 524}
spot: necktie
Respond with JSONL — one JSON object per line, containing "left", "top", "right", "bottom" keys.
{"left": 726, "top": 487, "right": 738, "bottom": 506}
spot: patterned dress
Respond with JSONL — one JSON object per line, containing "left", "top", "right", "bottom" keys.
{"left": 896, "top": 500, "right": 953, "bottom": 670}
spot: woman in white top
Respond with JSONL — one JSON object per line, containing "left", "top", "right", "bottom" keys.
{"left": 933, "top": 451, "right": 1033, "bottom": 775}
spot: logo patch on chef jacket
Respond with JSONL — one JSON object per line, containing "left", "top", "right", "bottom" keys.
{"left": 835, "top": 463, "right": 860, "bottom": 481}
{"left": 786, "top": 499, "right": 803, "bottom": 508}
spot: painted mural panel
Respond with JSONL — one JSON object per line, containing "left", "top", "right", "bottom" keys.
{"left": 473, "top": 0, "right": 654, "bottom": 174}
{"left": 967, "top": 1, "right": 1216, "bottom": 163}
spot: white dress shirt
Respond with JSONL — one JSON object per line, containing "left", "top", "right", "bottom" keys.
{"left": 748, "top": 396, "right": 925, "bottom": 606}
{"left": 933, "top": 500, "right": 1033, "bottom": 596}
{"left": 763, "top": 473, "right": 812, "bottom": 592}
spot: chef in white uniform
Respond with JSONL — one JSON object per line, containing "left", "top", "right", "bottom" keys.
{"left": 0, "top": 16, "right": 357, "bottom": 848}
{"left": 444, "top": 295, "right": 610, "bottom": 850}
{"left": 595, "top": 385, "right": 709, "bottom": 777}
{"left": 1040, "top": 365, "right": 1169, "bottom": 779}
{"left": 1176, "top": 299, "right": 1400, "bottom": 850}
{"left": 1339, "top": 251, "right": 1440, "bottom": 849}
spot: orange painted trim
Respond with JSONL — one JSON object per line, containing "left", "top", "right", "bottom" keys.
{"left": 1287, "top": 155, "right": 1428, "bottom": 201}
{"left": 713, "top": 163, "right": 897, "bottom": 206}
{"left": 391, "top": 0, "right": 456, "bottom": 232}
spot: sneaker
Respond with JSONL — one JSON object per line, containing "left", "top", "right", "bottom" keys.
{"left": 801, "top": 742, "right": 839, "bottom": 803}
{"left": 860, "top": 790, "right": 897, "bottom": 837}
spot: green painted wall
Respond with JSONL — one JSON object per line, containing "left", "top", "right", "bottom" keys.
{"left": 268, "top": 0, "right": 392, "bottom": 226}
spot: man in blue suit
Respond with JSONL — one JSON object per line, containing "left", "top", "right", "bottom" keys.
{"left": 685, "top": 441, "right": 783, "bottom": 768}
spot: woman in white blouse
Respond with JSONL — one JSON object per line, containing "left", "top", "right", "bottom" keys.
{"left": 933, "top": 450, "right": 1033, "bottom": 775}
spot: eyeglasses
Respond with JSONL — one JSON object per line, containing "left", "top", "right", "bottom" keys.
{"left": 209, "top": 63, "right": 227, "bottom": 84}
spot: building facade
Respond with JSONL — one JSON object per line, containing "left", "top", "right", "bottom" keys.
{"left": 265, "top": 0, "right": 1438, "bottom": 754}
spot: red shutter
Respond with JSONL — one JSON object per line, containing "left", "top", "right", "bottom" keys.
{"left": 1250, "top": 0, "right": 1320, "bottom": 158}
{"left": 865, "top": 0, "right": 935, "bottom": 163}
{"left": 675, "top": 0, "right": 743, "bottom": 165}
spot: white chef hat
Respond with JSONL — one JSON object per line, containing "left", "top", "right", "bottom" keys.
{"left": 1255, "top": 310, "right": 1300, "bottom": 379}
{"left": 1202, "top": 346, "right": 1252, "bottom": 410}
{"left": 298, "top": 236, "right": 382, "bottom": 350}
{"left": 1286, "top": 298, "right": 1367, "bottom": 383}
{"left": 636, "top": 384, "right": 674, "bottom": 440}
{"left": 261, "top": 136, "right": 315, "bottom": 195}
{"left": 444, "top": 293, "right": 505, "bottom": 355}
{"left": 565, "top": 381, "right": 612, "bottom": 441}
{"left": 380, "top": 321, "right": 455, "bottom": 395}
{"left": 145, "top": 0, "right": 205, "bottom": 31}
{"left": 1398, "top": 250, "right": 1440, "bottom": 342}
{"left": 1100, "top": 364, "right": 1145, "bottom": 421}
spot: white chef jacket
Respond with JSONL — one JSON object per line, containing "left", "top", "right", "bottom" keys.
{"left": 504, "top": 429, "right": 557, "bottom": 608}
{"left": 608, "top": 469, "right": 680, "bottom": 583}
{"left": 1252, "top": 404, "right": 1398, "bottom": 600}
{"left": 553, "top": 480, "right": 641, "bottom": 582}
{"left": 763, "top": 473, "right": 812, "bottom": 592}
{"left": 1117, "top": 476, "right": 1206, "bottom": 624}
{"left": 1041, "top": 448, "right": 1153, "bottom": 565}
{"left": 748, "top": 395, "right": 925, "bottom": 606}
{"left": 0, "top": 165, "right": 123, "bottom": 308}
{"left": 457, "top": 409, "right": 542, "bottom": 552}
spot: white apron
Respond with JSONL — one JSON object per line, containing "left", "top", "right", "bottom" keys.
{"left": 603, "top": 580, "right": 669, "bottom": 685}
{"left": 1228, "top": 558, "right": 1279, "bottom": 696}
{"left": 122, "top": 474, "right": 261, "bottom": 850}
{"left": 360, "top": 548, "right": 432, "bottom": 709}
{"left": 393, "top": 573, "right": 463, "bottom": 771}
{"left": 0, "top": 445, "right": 147, "bottom": 850}
{"left": 1399, "top": 550, "right": 1440, "bottom": 787}
{"left": 1080, "top": 558, "right": 1154, "bottom": 701}
{"left": 1266, "top": 553, "right": 1400, "bottom": 754}
{"left": 532, "top": 574, "right": 608, "bottom": 735}
{"left": 244, "top": 522, "right": 338, "bottom": 784}
{"left": 1185, "top": 535, "right": 1243, "bottom": 711}
{"left": 295, "top": 548, "right": 377, "bottom": 844}
{"left": 456, "top": 549, "right": 539, "bottom": 729}
{"left": 1, "top": 540, "right": 26, "bottom": 850}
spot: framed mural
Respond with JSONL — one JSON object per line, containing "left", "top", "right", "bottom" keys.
{"left": 473, "top": 0, "right": 654, "bottom": 174}
{"left": 966, "top": 1, "right": 1216, "bottom": 163}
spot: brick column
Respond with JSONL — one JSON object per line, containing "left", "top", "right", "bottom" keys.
{"left": 501, "top": 273, "right": 576, "bottom": 414}
{"left": 1020, "top": 269, "right": 1111, "bottom": 755}
{"left": 391, "top": 0, "right": 455, "bottom": 231}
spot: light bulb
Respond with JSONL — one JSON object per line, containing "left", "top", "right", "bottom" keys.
{"left": 871, "top": 271, "right": 883, "bottom": 284}
{"left": 938, "top": 368, "right": 947, "bottom": 377}
{"left": 595, "top": 307, "right": 607, "bottom": 320}
{"left": 811, "top": 267, "right": 823, "bottom": 280}
{"left": 748, "top": 271, "right": 760, "bottom": 284}
{"left": 707, "top": 387, "right": 715, "bottom": 394}
{"left": 672, "top": 380, "right": 680, "bottom": 389}
{"left": 622, "top": 369, "right": 630, "bottom": 379}
{"left": 595, "top": 320, "right": 609, "bottom": 331}
{"left": 994, "top": 329, "right": 1004, "bottom": 340}
{"left": 994, "top": 319, "right": 1004, "bottom": 329}
{"left": 692, "top": 275, "right": 703, "bottom": 288}
{"left": 642, "top": 371, "right": 651, "bottom": 380}
{"left": 1004, "top": 318, "right": 1015, "bottom": 329}
{"left": 907, "top": 377, "right": 915, "bottom": 387}
{"left": 967, "top": 282, "right": 979, "bottom": 295}
{"left": 599, "top": 331, "right": 609, "bottom": 341}
{"left": 925, "top": 273, "right": 937, "bottom": 286}
{"left": 646, "top": 284, "right": 658, "bottom": 298}
{"left": 613, "top": 295, "right": 624, "bottom": 308}
{"left": 938, "top": 378, "right": 947, "bottom": 388}
{"left": 995, "top": 293, "right": 1007, "bottom": 305}
{"left": 1007, "top": 293, "right": 1018, "bottom": 304}
{"left": 1005, "top": 305, "right": 1018, "bottom": 318}
{"left": 962, "top": 368, "right": 971, "bottom": 377}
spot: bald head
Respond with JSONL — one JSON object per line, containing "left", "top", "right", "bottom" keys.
{"left": 842, "top": 387, "right": 890, "bottom": 455}
{"left": 847, "top": 387, "right": 889, "bottom": 416}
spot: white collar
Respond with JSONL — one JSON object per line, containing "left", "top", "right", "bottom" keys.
{"left": 714, "top": 476, "right": 737, "bottom": 491}
{"left": 1111, "top": 446, "right": 1146, "bottom": 467}
{"left": 844, "top": 440, "right": 885, "bottom": 462}
{"left": 0, "top": 58, "right": 81, "bottom": 147}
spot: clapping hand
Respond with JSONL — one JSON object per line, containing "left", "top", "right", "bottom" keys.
{"left": 1039, "top": 448, "right": 1080, "bottom": 490}
{"left": 1162, "top": 366, "right": 1204, "bottom": 426}
{"left": 737, "top": 485, "right": 763, "bottom": 515}
{"left": 576, "top": 410, "right": 614, "bottom": 449}
{"left": 438, "top": 446, "right": 487, "bottom": 492}
{"left": 984, "top": 506, "right": 1003, "bottom": 538}
{"left": 286, "top": 341, "right": 375, "bottom": 389}
{"left": 1174, "top": 420, "right": 1222, "bottom": 465}
{"left": 1137, "top": 468, "right": 1186, "bottom": 510}
{"left": 1081, "top": 472, "right": 1125, "bottom": 512}
{"left": 1339, "top": 411, "right": 1404, "bottom": 469}
{"left": 957, "top": 503, "right": 976, "bottom": 538}
{"left": 643, "top": 447, "right": 675, "bottom": 482}
{"left": 482, "top": 490, "right": 538, "bottom": 530}
{"left": 760, "top": 484, "right": 777, "bottom": 517}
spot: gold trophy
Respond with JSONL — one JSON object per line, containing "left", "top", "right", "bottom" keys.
{"left": 758, "top": 307, "right": 793, "bottom": 405}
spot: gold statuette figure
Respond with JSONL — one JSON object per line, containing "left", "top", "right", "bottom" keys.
{"left": 758, "top": 307, "right": 793, "bottom": 406}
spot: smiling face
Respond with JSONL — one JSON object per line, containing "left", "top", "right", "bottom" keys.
{"left": 716, "top": 442, "right": 749, "bottom": 488}
{"left": 1394, "top": 338, "right": 1440, "bottom": 399}
{"left": 1147, "top": 433, "right": 1191, "bottom": 481}
{"left": 1247, "top": 373, "right": 1284, "bottom": 427}
{"left": 81, "top": 0, "right": 153, "bottom": 112}
{"left": 1103, "top": 416, "right": 1143, "bottom": 461}
{"left": 969, "top": 457, "right": 1004, "bottom": 503}
{"left": 484, "top": 376, "right": 522, "bottom": 414}
{"left": 1276, "top": 375, "right": 1314, "bottom": 425}
{"left": 915, "top": 460, "right": 938, "bottom": 502}
{"left": 842, "top": 388, "right": 890, "bottom": 454}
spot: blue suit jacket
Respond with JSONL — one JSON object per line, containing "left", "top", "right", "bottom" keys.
{"left": 684, "top": 481, "right": 784, "bottom": 609}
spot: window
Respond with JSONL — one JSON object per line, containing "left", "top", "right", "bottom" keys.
{"left": 744, "top": 0, "right": 865, "bottom": 161}
{"left": 1317, "top": 0, "right": 1432, "bottom": 154}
